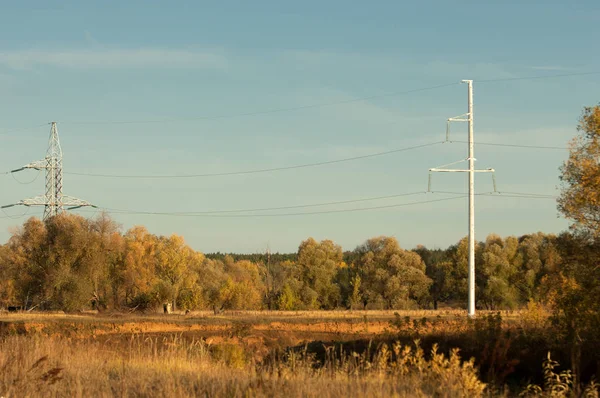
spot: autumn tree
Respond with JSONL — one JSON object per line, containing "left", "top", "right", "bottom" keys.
{"left": 2, "top": 214, "right": 114, "bottom": 312}
{"left": 516, "top": 232, "right": 560, "bottom": 303}
{"left": 3, "top": 217, "right": 48, "bottom": 309}
{"left": 549, "top": 105, "right": 600, "bottom": 385}
{"left": 413, "top": 245, "right": 454, "bottom": 309}
{"left": 296, "top": 238, "right": 343, "bottom": 309}
{"left": 477, "top": 235, "right": 521, "bottom": 310}
{"left": 558, "top": 105, "right": 600, "bottom": 238}
{"left": 121, "top": 226, "right": 159, "bottom": 309}
{"left": 154, "top": 234, "right": 203, "bottom": 311}
{"left": 196, "top": 257, "right": 228, "bottom": 313}
{"left": 220, "top": 257, "right": 265, "bottom": 310}
{"left": 88, "top": 213, "right": 123, "bottom": 309}
{"left": 0, "top": 244, "right": 17, "bottom": 308}
{"left": 542, "top": 233, "right": 600, "bottom": 387}
{"left": 274, "top": 260, "right": 303, "bottom": 310}
{"left": 355, "top": 236, "right": 431, "bottom": 309}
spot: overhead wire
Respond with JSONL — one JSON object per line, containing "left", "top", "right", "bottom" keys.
{"left": 430, "top": 191, "right": 558, "bottom": 199}
{"left": 41, "top": 71, "right": 600, "bottom": 127}
{"left": 73, "top": 191, "right": 556, "bottom": 218}
{"left": 106, "top": 191, "right": 427, "bottom": 215}
{"left": 59, "top": 82, "right": 460, "bottom": 126}
{"left": 1, "top": 207, "right": 30, "bottom": 220}
{"left": 0, "top": 123, "right": 50, "bottom": 136}
{"left": 475, "top": 71, "right": 600, "bottom": 83}
{"left": 94, "top": 195, "right": 469, "bottom": 218}
{"left": 65, "top": 141, "right": 445, "bottom": 178}
{"left": 3, "top": 71, "right": 598, "bottom": 131}
{"left": 11, "top": 169, "right": 41, "bottom": 184}
{"left": 494, "top": 191, "right": 558, "bottom": 199}
{"left": 0, "top": 190, "right": 559, "bottom": 221}
{"left": 449, "top": 140, "right": 567, "bottom": 150}
{"left": 63, "top": 137, "right": 569, "bottom": 180}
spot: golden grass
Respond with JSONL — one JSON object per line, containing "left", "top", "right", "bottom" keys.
{"left": 0, "top": 333, "right": 487, "bottom": 398}
{"left": 0, "top": 308, "right": 530, "bottom": 325}
{"left": 0, "top": 309, "right": 563, "bottom": 397}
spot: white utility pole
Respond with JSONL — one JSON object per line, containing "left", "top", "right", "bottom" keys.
{"left": 466, "top": 79, "right": 476, "bottom": 318}
{"left": 428, "top": 80, "right": 496, "bottom": 318}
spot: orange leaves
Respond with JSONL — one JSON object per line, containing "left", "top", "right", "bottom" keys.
{"left": 559, "top": 105, "right": 600, "bottom": 237}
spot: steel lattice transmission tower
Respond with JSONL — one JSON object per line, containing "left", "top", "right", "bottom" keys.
{"left": 2, "top": 122, "right": 96, "bottom": 220}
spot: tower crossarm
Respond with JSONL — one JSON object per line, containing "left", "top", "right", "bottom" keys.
{"left": 62, "top": 195, "right": 97, "bottom": 210}
{"left": 2, "top": 195, "right": 96, "bottom": 210}
{"left": 1, "top": 195, "right": 48, "bottom": 208}
{"left": 11, "top": 159, "right": 49, "bottom": 173}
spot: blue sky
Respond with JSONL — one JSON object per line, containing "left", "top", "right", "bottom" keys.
{"left": 0, "top": 1, "right": 599, "bottom": 253}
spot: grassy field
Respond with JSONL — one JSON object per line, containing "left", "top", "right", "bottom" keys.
{"left": 0, "top": 309, "right": 587, "bottom": 397}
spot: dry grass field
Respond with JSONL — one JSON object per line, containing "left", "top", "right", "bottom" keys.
{"left": 0, "top": 309, "right": 584, "bottom": 397}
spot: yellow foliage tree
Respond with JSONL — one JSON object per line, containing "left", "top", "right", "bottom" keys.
{"left": 558, "top": 105, "right": 600, "bottom": 238}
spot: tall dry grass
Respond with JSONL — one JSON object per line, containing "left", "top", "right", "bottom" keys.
{"left": 0, "top": 334, "right": 486, "bottom": 398}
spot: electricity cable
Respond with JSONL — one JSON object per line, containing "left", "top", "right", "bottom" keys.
{"left": 60, "top": 82, "right": 460, "bottom": 126}
{"left": 475, "top": 71, "right": 600, "bottom": 83}
{"left": 0, "top": 123, "right": 49, "bottom": 136}
{"left": 65, "top": 141, "right": 444, "bottom": 178}
{"left": 4, "top": 71, "right": 598, "bottom": 130}
{"left": 11, "top": 169, "right": 41, "bottom": 184}
{"left": 449, "top": 140, "right": 567, "bottom": 150}
{"left": 81, "top": 191, "right": 557, "bottom": 218}
{"left": 94, "top": 195, "right": 468, "bottom": 218}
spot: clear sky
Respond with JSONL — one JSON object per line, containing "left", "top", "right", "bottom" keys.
{"left": 0, "top": 1, "right": 599, "bottom": 253}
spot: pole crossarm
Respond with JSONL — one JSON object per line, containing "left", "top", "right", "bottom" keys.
{"left": 429, "top": 168, "right": 495, "bottom": 173}
{"left": 446, "top": 113, "right": 470, "bottom": 141}
{"left": 448, "top": 113, "right": 470, "bottom": 122}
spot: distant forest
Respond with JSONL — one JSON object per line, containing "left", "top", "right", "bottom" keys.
{"left": 0, "top": 212, "right": 577, "bottom": 313}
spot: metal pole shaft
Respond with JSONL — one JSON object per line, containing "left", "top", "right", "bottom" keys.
{"left": 466, "top": 80, "right": 475, "bottom": 318}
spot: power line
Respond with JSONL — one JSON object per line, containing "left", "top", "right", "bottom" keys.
{"left": 109, "top": 191, "right": 427, "bottom": 215}
{"left": 495, "top": 191, "right": 558, "bottom": 199}
{"left": 431, "top": 191, "right": 557, "bottom": 199}
{"left": 450, "top": 140, "right": 567, "bottom": 150}
{"left": 476, "top": 71, "right": 600, "bottom": 83}
{"left": 61, "top": 82, "right": 461, "bottom": 126}
{"left": 65, "top": 141, "right": 444, "bottom": 178}
{"left": 0, "top": 123, "right": 49, "bottom": 136}
{"left": 0, "top": 190, "right": 558, "bottom": 220}
{"left": 0, "top": 207, "right": 30, "bottom": 220}
{"left": 11, "top": 170, "right": 41, "bottom": 184}
{"left": 97, "top": 195, "right": 468, "bottom": 217}
{"left": 52, "top": 72, "right": 600, "bottom": 126}
{"left": 3, "top": 71, "right": 598, "bottom": 132}
{"left": 88, "top": 191, "right": 555, "bottom": 217}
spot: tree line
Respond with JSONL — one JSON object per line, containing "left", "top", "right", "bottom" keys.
{"left": 0, "top": 212, "right": 567, "bottom": 313}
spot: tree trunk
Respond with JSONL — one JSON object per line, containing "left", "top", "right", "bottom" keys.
{"left": 570, "top": 319, "right": 581, "bottom": 395}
